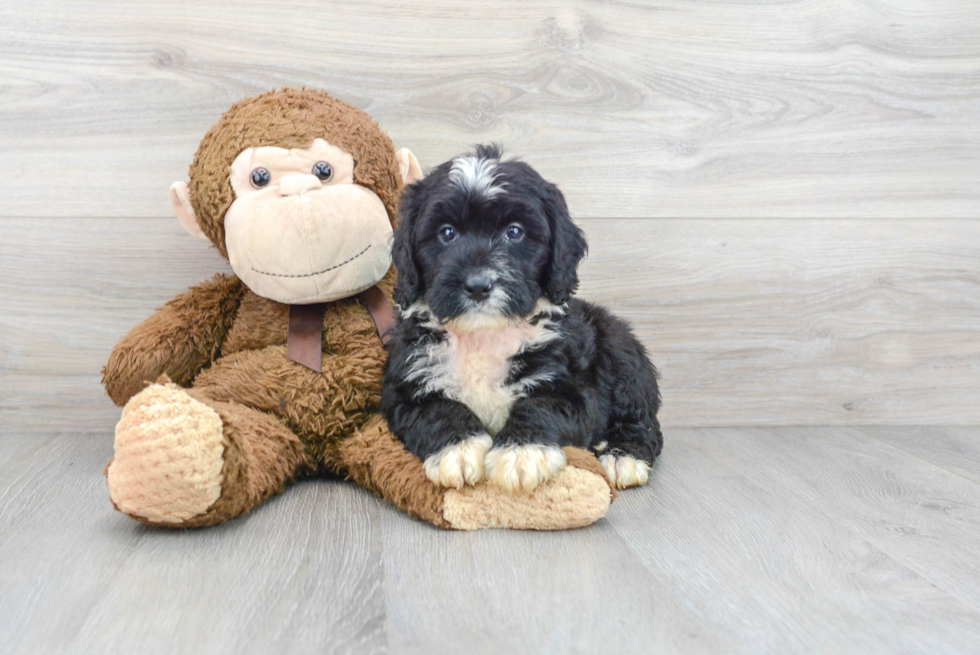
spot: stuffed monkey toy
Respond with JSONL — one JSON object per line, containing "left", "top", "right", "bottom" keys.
{"left": 102, "top": 88, "right": 615, "bottom": 530}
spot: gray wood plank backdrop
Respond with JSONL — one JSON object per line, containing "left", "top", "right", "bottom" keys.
{"left": 1, "top": 0, "right": 979, "bottom": 431}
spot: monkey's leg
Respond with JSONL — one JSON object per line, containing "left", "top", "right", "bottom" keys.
{"left": 106, "top": 383, "right": 307, "bottom": 528}
{"left": 336, "top": 415, "right": 616, "bottom": 530}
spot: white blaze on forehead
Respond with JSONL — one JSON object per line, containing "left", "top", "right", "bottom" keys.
{"left": 449, "top": 155, "right": 504, "bottom": 198}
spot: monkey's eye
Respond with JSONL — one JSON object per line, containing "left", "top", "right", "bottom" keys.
{"left": 504, "top": 224, "right": 525, "bottom": 242}
{"left": 250, "top": 167, "right": 271, "bottom": 189}
{"left": 312, "top": 161, "right": 333, "bottom": 182}
{"left": 438, "top": 225, "right": 457, "bottom": 244}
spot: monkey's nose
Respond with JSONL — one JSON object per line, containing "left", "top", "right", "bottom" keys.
{"left": 279, "top": 174, "right": 322, "bottom": 196}
{"left": 463, "top": 275, "right": 495, "bottom": 301}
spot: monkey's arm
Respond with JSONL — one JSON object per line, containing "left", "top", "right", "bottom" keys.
{"left": 102, "top": 273, "right": 247, "bottom": 406}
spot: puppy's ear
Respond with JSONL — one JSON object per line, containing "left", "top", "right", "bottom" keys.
{"left": 393, "top": 181, "right": 425, "bottom": 308}
{"left": 542, "top": 183, "right": 588, "bottom": 305}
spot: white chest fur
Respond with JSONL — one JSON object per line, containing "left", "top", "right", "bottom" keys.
{"left": 406, "top": 317, "right": 558, "bottom": 434}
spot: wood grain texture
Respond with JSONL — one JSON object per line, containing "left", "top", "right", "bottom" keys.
{"left": 2, "top": 0, "right": 979, "bottom": 219}
{"left": 377, "top": 510, "right": 724, "bottom": 654}
{"left": 611, "top": 426, "right": 980, "bottom": 653}
{"left": 740, "top": 426, "right": 980, "bottom": 611}
{"left": 2, "top": 216, "right": 977, "bottom": 431}
{"left": 856, "top": 425, "right": 980, "bottom": 486}
{"left": 3, "top": 428, "right": 980, "bottom": 654}
{"left": 577, "top": 217, "right": 980, "bottom": 426}
{"left": 0, "top": 433, "right": 388, "bottom": 655}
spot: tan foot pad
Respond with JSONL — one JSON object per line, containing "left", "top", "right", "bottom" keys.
{"left": 107, "top": 384, "right": 225, "bottom": 524}
{"left": 442, "top": 466, "right": 612, "bottom": 531}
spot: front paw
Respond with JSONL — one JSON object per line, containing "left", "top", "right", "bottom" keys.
{"left": 423, "top": 434, "right": 493, "bottom": 489}
{"left": 599, "top": 453, "right": 652, "bottom": 488}
{"left": 485, "top": 443, "right": 566, "bottom": 493}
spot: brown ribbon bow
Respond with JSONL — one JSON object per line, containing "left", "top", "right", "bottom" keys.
{"left": 286, "top": 286, "right": 398, "bottom": 372}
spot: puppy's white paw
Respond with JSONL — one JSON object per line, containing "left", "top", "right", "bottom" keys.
{"left": 599, "top": 453, "right": 651, "bottom": 488}
{"left": 485, "top": 444, "right": 566, "bottom": 493}
{"left": 423, "top": 434, "right": 493, "bottom": 489}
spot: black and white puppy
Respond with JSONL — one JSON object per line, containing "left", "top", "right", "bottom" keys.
{"left": 382, "top": 145, "right": 663, "bottom": 492}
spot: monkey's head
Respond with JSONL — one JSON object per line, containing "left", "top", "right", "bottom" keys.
{"left": 169, "top": 88, "right": 422, "bottom": 304}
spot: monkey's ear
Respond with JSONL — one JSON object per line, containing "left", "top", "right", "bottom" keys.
{"left": 395, "top": 148, "right": 423, "bottom": 186}
{"left": 392, "top": 182, "right": 425, "bottom": 308}
{"left": 168, "top": 181, "right": 210, "bottom": 243}
{"left": 541, "top": 183, "right": 588, "bottom": 305}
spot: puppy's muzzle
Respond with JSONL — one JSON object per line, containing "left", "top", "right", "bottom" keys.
{"left": 463, "top": 274, "right": 495, "bottom": 302}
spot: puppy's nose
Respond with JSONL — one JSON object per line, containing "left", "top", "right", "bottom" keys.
{"left": 463, "top": 275, "right": 495, "bottom": 301}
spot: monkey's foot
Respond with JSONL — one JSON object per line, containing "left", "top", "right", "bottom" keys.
{"left": 107, "top": 383, "right": 225, "bottom": 524}
{"left": 484, "top": 443, "right": 566, "bottom": 493}
{"left": 444, "top": 448, "right": 613, "bottom": 530}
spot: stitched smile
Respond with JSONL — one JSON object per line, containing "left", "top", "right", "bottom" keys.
{"left": 251, "top": 244, "right": 372, "bottom": 278}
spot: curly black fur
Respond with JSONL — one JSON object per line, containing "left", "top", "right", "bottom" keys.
{"left": 383, "top": 145, "right": 663, "bottom": 468}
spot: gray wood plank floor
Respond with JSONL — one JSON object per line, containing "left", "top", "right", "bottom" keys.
{"left": 3, "top": 427, "right": 979, "bottom": 654}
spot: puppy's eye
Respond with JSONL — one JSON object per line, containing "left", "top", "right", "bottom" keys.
{"left": 505, "top": 224, "right": 525, "bottom": 242}
{"left": 250, "top": 167, "right": 271, "bottom": 188}
{"left": 312, "top": 161, "right": 333, "bottom": 181}
{"left": 438, "top": 225, "right": 457, "bottom": 244}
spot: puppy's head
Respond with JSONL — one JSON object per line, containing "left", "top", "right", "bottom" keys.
{"left": 393, "top": 144, "right": 587, "bottom": 330}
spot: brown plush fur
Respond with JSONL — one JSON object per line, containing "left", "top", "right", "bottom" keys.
{"left": 102, "top": 88, "right": 615, "bottom": 529}
{"left": 104, "top": 274, "right": 246, "bottom": 405}
{"left": 336, "top": 414, "right": 451, "bottom": 528}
